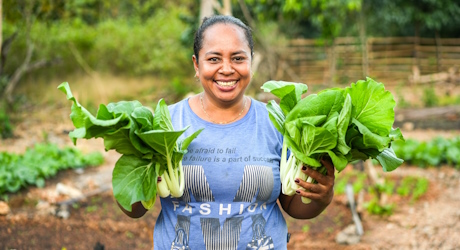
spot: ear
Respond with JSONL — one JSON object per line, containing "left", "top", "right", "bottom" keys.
{"left": 192, "top": 55, "right": 199, "bottom": 77}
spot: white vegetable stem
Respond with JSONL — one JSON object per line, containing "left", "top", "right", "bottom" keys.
{"left": 280, "top": 140, "right": 316, "bottom": 204}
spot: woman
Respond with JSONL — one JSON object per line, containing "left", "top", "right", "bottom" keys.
{"left": 120, "top": 15, "right": 335, "bottom": 249}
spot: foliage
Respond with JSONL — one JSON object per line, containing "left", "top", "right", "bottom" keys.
{"left": 363, "top": 0, "right": 460, "bottom": 37}
{"left": 58, "top": 82, "right": 203, "bottom": 211}
{"left": 0, "top": 104, "right": 14, "bottom": 139}
{"left": 334, "top": 168, "right": 429, "bottom": 215}
{"left": 2, "top": 2, "right": 194, "bottom": 80}
{"left": 364, "top": 197, "right": 395, "bottom": 216}
{"left": 234, "top": 0, "right": 361, "bottom": 39}
{"left": 0, "top": 143, "right": 104, "bottom": 196}
{"left": 261, "top": 77, "right": 404, "bottom": 204}
{"left": 334, "top": 169, "right": 367, "bottom": 195}
{"left": 422, "top": 85, "right": 439, "bottom": 107}
{"left": 396, "top": 176, "right": 429, "bottom": 203}
{"left": 392, "top": 136, "right": 460, "bottom": 168}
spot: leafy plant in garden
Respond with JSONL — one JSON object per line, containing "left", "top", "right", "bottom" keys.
{"left": 334, "top": 169, "right": 429, "bottom": 215}
{"left": 261, "top": 77, "right": 405, "bottom": 203}
{"left": 392, "top": 136, "right": 460, "bottom": 168}
{"left": 58, "top": 82, "right": 203, "bottom": 211}
{"left": 0, "top": 143, "right": 103, "bottom": 196}
{"left": 396, "top": 176, "right": 429, "bottom": 203}
{"left": 0, "top": 105, "right": 14, "bottom": 139}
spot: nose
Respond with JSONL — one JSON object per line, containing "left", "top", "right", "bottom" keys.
{"left": 218, "top": 60, "right": 235, "bottom": 74}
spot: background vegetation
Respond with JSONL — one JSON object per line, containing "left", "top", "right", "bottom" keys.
{"left": 1, "top": 0, "right": 460, "bottom": 139}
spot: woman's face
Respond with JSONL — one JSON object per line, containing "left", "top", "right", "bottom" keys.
{"left": 193, "top": 23, "right": 252, "bottom": 104}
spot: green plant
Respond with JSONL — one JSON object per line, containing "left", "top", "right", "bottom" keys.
{"left": 422, "top": 85, "right": 439, "bottom": 107}
{"left": 364, "top": 198, "right": 394, "bottom": 216}
{"left": 85, "top": 205, "right": 98, "bottom": 213}
{"left": 397, "top": 176, "right": 429, "bottom": 202}
{"left": 392, "top": 136, "right": 460, "bottom": 168}
{"left": 334, "top": 169, "right": 367, "bottom": 195}
{"left": 0, "top": 105, "right": 14, "bottom": 139}
{"left": 261, "top": 77, "right": 405, "bottom": 203}
{"left": 395, "top": 84, "right": 410, "bottom": 108}
{"left": 58, "top": 82, "right": 203, "bottom": 212}
{"left": 0, "top": 143, "right": 103, "bottom": 196}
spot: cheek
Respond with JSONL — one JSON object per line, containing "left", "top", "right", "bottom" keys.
{"left": 199, "top": 65, "right": 217, "bottom": 78}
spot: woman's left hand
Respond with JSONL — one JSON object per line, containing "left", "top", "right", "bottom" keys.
{"left": 295, "top": 157, "right": 335, "bottom": 206}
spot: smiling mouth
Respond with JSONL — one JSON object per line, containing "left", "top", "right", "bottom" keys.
{"left": 216, "top": 80, "right": 237, "bottom": 87}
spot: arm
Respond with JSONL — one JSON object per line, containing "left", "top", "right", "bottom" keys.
{"left": 279, "top": 157, "right": 335, "bottom": 219}
{"left": 116, "top": 201, "right": 148, "bottom": 219}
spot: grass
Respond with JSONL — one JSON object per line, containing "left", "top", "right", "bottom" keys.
{"left": 16, "top": 72, "right": 200, "bottom": 110}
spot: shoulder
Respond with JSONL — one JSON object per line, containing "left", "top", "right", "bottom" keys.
{"left": 168, "top": 98, "right": 189, "bottom": 113}
{"left": 250, "top": 98, "right": 269, "bottom": 111}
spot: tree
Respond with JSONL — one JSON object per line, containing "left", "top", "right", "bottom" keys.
{"left": 361, "top": 0, "right": 460, "bottom": 37}
{"left": 199, "top": 0, "right": 232, "bottom": 23}
{"left": 1, "top": 0, "right": 61, "bottom": 105}
{"left": 236, "top": 0, "right": 362, "bottom": 39}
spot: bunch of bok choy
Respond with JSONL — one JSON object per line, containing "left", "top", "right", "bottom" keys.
{"left": 58, "top": 82, "right": 203, "bottom": 211}
{"left": 261, "top": 77, "right": 404, "bottom": 203}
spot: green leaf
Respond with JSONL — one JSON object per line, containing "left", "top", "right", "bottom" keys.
{"left": 132, "top": 106, "right": 154, "bottom": 132}
{"left": 346, "top": 78, "right": 396, "bottom": 137}
{"left": 351, "top": 118, "right": 391, "bottom": 151}
{"left": 375, "top": 147, "right": 404, "bottom": 172}
{"left": 141, "top": 159, "right": 158, "bottom": 206}
{"left": 179, "top": 128, "right": 204, "bottom": 151}
{"left": 136, "top": 129, "right": 187, "bottom": 158}
{"left": 266, "top": 100, "right": 286, "bottom": 135}
{"left": 112, "top": 155, "right": 152, "bottom": 211}
{"left": 57, "top": 82, "right": 131, "bottom": 145}
{"left": 103, "top": 127, "right": 144, "bottom": 157}
{"left": 153, "top": 99, "right": 174, "bottom": 131}
{"left": 300, "top": 124, "right": 337, "bottom": 155}
{"left": 286, "top": 89, "right": 344, "bottom": 124}
{"left": 261, "top": 80, "right": 308, "bottom": 115}
{"left": 106, "top": 100, "right": 144, "bottom": 115}
{"left": 337, "top": 94, "right": 352, "bottom": 155}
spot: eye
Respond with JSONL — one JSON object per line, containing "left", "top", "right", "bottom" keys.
{"left": 233, "top": 56, "right": 246, "bottom": 62}
{"left": 208, "top": 57, "right": 219, "bottom": 63}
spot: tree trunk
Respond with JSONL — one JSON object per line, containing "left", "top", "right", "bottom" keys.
{"left": 0, "top": 0, "right": 3, "bottom": 58}
{"left": 199, "top": 0, "right": 215, "bottom": 23}
{"left": 220, "top": 0, "right": 232, "bottom": 16}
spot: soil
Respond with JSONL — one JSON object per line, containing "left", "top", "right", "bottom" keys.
{"left": 1, "top": 104, "right": 460, "bottom": 250}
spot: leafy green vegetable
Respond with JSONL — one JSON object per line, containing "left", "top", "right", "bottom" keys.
{"left": 58, "top": 82, "right": 203, "bottom": 211}
{"left": 393, "top": 136, "right": 460, "bottom": 168}
{"left": 262, "top": 77, "right": 405, "bottom": 203}
{"left": 0, "top": 143, "right": 103, "bottom": 196}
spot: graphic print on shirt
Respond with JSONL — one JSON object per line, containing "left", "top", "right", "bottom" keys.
{"left": 170, "top": 164, "right": 275, "bottom": 249}
{"left": 179, "top": 165, "right": 215, "bottom": 203}
{"left": 246, "top": 213, "right": 275, "bottom": 250}
{"left": 233, "top": 165, "right": 274, "bottom": 203}
{"left": 201, "top": 216, "right": 244, "bottom": 249}
{"left": 171, "top": 215, "right": 191, "bottom": 250}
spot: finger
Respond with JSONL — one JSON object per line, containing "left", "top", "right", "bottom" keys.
{"left": 301, "top": 165, "right": 321, "bottom": 179}
{"left": 295, "top": 188, "right": 322, "bottom": 201}
{"left": 301, "top": 166, "right": 327, "bottom": 185}
{"left": 295, "top": 179, "right": 323, "bottom": 194}
{"left": 320, "top": 157, "right": 335, "bottom": 178}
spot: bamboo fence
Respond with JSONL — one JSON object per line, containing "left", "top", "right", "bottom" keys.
{"left": 280, "top": 37, "right": 460, "bottom": 86}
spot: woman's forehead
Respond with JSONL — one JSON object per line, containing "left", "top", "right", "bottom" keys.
{"left": 201, "top": 23, "right": 250, "bottom": 52}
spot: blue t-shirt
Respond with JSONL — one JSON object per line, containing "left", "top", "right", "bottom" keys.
{"left": 153, "top": 98, "right": 288, "bottom": 250}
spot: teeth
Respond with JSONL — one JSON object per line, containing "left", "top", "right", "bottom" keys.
{"left": 216, "top": 81, "right": 236, "bottom": 87}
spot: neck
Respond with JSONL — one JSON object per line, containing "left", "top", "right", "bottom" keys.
{"left": 199, "top": 93, "right": 248, "bottom": 124}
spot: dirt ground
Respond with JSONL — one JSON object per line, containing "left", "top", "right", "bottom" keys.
{"left": 1, "top": 104, "right": 460, "bottom": 250}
